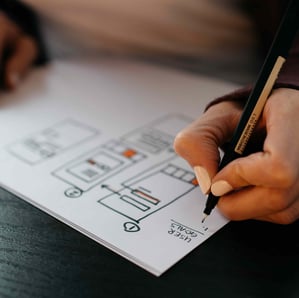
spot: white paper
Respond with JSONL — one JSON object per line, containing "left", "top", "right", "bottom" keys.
{"left": 0, "top": 58, "right": 237, "bottom": 276}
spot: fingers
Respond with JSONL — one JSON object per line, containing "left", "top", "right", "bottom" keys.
{"left": 5, "top": 36, "right": 37, "bottom": 89}
{"left": 217, "top": 186, "right": 294, "bottom": 220}
{"left": 211, "top": 89, "right": 299, "bottom": 195}
{"left": 175, "top": 88, "right": 299, "bottom": 224}
{"left": 254, "top": 196, "right": 299, "bottom": 224}
{"left": 174, "top": 122, "right": 220, "bottom": 194}
{"left": 174, "top": 101, "right": 242, "bottom": 194}
{"left": 0, "top": 13, "right": 37, "bottom": 90}
{"left": 218, "top": 186, "right": 299, "bottom": 224}
{"left": 0, "top": 13, "right": 21, "bottom": 58}
{"left": 211, "top": 149, "right": 298, "bottom": 197}
{"left": 210, "top": 89, "right": 299, "bottom": 224}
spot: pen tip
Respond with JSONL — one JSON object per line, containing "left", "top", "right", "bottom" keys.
{"left": 202, "top": 214, "right": 208, "bottom": 223}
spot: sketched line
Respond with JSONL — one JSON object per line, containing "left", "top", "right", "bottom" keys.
{"left": 170, "top": 219, "right": 204, "bottom": 235}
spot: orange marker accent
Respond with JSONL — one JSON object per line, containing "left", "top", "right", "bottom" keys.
{"left": 122, "top": 149, "right": 137, "bottom": 158}
{"left": 191, "top": 178, "right": 198, "bottom": 186}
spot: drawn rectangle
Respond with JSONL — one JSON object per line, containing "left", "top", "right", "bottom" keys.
{"left": 67, "top": 153, "right": 123, "bottom": 183}
{"left": 122, "top": 115, "right": 191, "bottom": 154}
{"left": 52, "top": 140, "right": 146, "bottom": 192}
{"left": 8, "top": 119, "right": 99, "bottom": 164}
{"left": 120, "top": 195, "right": 150, "bottom": 211}
{"left": 98, "top": 163, "right": 197, "bottom": 222}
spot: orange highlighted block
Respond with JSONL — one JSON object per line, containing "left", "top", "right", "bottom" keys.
{"left": 122, "top": 149, "right": 137, "bottom": 158}
{"left": 191, "top": 178, "right": 198, "bottom": 186}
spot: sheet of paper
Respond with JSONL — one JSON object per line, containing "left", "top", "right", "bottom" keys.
{"left": 0, "top": 58, "right": 237, "bottom": 276}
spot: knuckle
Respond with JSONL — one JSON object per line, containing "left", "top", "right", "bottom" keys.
{"left": 173, "top": 125, "right": 217, "bottom": 157}
{"left": 279, "top": 201, "right": 299, "bottom": 224}
{"left": 233, "top": 162, "right": 245, "bottom": 181}
{"left": 273, "top": 213, "right": 297, "bottom": 225}
{"left": 269, "top": 156, "right": 297, "bottom": 187}
{"left": 173, "top": 130, "right": 193, "bottom": 156}
{"left": 221, "top": 208, "right": 242, "bottom": 221}
{"left": 217, "top": 200, "right": 240, "bottom": 220}
{"left": 220, "top": 209, "right": 238, "bottom": 220}
{"left": 266, "top": 192, "right": 290, "bottom": 213}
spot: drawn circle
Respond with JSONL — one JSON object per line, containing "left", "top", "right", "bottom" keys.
{"left": 124, "top": 222, "right": 140, "bottom": 232}
{"left": 64, "top": 187, "right": 83, "bottom": 198}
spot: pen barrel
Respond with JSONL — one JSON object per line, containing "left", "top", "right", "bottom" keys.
{"left": 203, "top": 193, "right": 219, "bottom": 216}
{"left": 229, "top": 0, "right": 299, "bottom": 156}
{"left": 203, "top": 151, "right": 242, "bottom": 215}
{"left": 218, "top": 150, "right": 242, "bottom": 170}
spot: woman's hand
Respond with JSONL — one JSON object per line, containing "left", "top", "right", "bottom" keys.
{"left": 0, "top": 12, "right": 38, "bottom": 89}
{"left": 174, "top": 88, "right": 299, "bottom": 224}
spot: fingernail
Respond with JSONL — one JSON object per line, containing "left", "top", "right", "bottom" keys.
{"left": 194, "top": 166, "right": 211, "bottom": 195}
{"left": 211, "top": 180, "right": 233, "bottom": 196}
{"left": 9, "top": 73, "right": 20, "bottom": 88}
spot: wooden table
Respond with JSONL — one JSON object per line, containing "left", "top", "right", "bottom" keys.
{"left": 0, "top": 187, "right": 298, "bottom": 298}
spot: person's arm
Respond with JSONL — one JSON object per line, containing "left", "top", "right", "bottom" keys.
{"left": 0, "top": 0, "right": 48, "bottom": 89}
{"left": 207, "top": 0, "right": 299, "bottom": 110}
{"left": 174, "top": 0, "right": 299, "bottom": 224}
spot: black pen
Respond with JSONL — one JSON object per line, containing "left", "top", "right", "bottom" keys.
{"left": 202, "top": 0, "right": 299, "bottom": 222}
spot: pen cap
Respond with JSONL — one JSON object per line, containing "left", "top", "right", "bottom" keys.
{"left": 270, "top": 0, "right": 299, "bottom": 59}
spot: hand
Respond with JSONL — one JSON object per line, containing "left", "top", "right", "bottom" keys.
{"left": 174, "top": 88, "right": 299, "bottom": 224}
{"left": 0, "top": 12, "right": 38, "bottom": 90}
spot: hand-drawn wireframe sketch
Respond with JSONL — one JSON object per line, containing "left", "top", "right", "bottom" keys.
{"left": 7, "top": 119, "right": 99, "bottom": 165}
{"left": 0, "top": 60, "right": 234, "bottom": 276}
{"left": 53, "top": 139, "right": 147, "bottom": 197}
{"left": 99, "top": 157, "right": 198, "bottom": 232}
{"left": 52, "top": 115, "right": 192, "bottom": 198}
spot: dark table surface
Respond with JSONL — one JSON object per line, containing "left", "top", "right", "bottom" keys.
{"left": 0, "top": 186, "right": 298, "bottom": 298}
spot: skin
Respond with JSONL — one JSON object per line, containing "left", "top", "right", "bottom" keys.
{"left": 174, "top": 88, "right": 299, "bottom": 224}
{"left": 0, "top": 13, "right": 37, "bottom": 89}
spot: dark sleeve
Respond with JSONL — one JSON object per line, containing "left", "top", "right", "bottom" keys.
{"left": 206, "top": 0, "right": 299, "bottom": 110}
{"left": 0, "top": 0, "right": 48, "bottom": 65}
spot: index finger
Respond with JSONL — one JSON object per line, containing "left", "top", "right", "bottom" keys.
{"left": 174, "top": 101, "right": 242, "bottom": 193}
